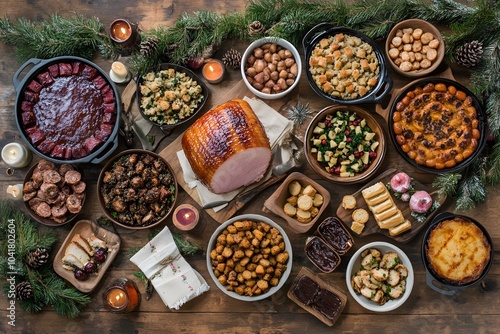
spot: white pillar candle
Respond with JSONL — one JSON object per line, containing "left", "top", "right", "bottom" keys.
{"left": 6, "top": 184, "right": 23, "bottom": 200}
{"left": 110, "top": 61, "right": 129, "bottom": 83}
{"left": 1, "top": 143, "right": 32, "bottom": 168}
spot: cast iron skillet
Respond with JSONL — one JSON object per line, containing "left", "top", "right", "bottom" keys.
{"left": 421, "top": 212, "right": 494, "bottom": 296}
{"left": 135, "top": 63, "right": 209, "bottom": 136}
{"left": 303, "top": 23, "right": 393, "bottom": 105}
{"left": 388, "top": 77, "right": 488, "bottom": 174}
{"left": 13, "top": 56, "right": 120, "bottom": 164}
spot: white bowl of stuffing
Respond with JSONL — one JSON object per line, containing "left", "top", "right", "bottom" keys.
{"left": 385, "top": 19, "right": 445, "bottom": 78}
{"left": 241, "top": 37, "right": 301, "bottom": 99}
{"left": 206, "top": 214, "right": 293, "bottom": 301}
{"left": 346, "top": 241, "right": 414, "bottom": 312}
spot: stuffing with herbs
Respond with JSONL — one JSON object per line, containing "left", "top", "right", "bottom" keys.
{"left": 139, "top": 68, "right": 204, "bottom": 125}
{"left": 351, "top": 248, "right": 409, "bottom": 305}
{"left": 100, "top": 153, "right": 176, "bottom": 227}
{"left": 309, "top": 33, "right": 380, "bottom": 100}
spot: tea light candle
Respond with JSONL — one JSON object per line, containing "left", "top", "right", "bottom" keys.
{"left": 172, "top": 204, "right": 199, "bottom": 231}
{"left": 110, "top": 19, "right": 132, "bottom": 42}
{"left": 109, "top": 61, "right": 129, "bottom": 83}
{"left": 106, "top": 288, "right": 128, "bottom": 310}
{"left": 202, "top": 59, "right": 225, "bottom": 84}
{"left": 102, "top": 278, "right": 141, "bottom": 313}
{"left": 6, "top": 184, "right": 23, "bottom": 200}
{"left": 1, "top": 143, "right": 32, "bottom": 168}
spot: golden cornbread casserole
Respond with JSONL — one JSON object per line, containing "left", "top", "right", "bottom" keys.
{"left": 309, "top": 33, "right": 380, "bottom": 100}
{"left": 392, "top": 82, "right": 481, "bottom": 169}
{"left": 425, "top": 218, "right": 491, "bottom": 285}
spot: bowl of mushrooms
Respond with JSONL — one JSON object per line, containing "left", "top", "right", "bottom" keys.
{"left": 206, "top": 214, "right": 293, "bottom": 301}
{"left": 385, "top": 19, "right": 444, "bottom": 78}
{"left": 241, "top": 37, "right": 301, "bottom": 99}
{"left": 346, "top": 241, "right": 414, "bottom": 312}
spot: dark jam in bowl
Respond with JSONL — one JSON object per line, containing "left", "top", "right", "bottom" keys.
{"left": 317, "top": 217, "right": 354, "bottom": 255}
{"left": 305, "top": 236, "right": 341, "bottom": 273}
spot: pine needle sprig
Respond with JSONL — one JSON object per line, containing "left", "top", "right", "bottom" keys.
{"left": 432, "top": 173, "right": 462, "bottom": 198}
{"left": 0, "top": 200, "right": 91, "bottom": 317}
{"left": 486, "top": 142, "right": 500, "bottom": 185}
{"left": 0, "top": 14, "right": 114, "bottom": 61}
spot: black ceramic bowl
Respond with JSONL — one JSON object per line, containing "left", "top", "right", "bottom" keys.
{"left": 13, "top": 56, "right": 120, "bottom": 164}
{"left": 303, "top": 23, "right": 393, "bottom": 105}
{"left": 421, "top": 212, "right": 494, "bottom": 295}
{"left": 388, "top": 77, "right": 488, "bottom": 174}
{"left": 136, "top": 63, "right": 209, "bottom": 136}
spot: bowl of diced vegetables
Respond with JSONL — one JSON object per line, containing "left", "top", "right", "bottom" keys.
{"left": 304, "top": 105, "right": 386, "bottom": 184}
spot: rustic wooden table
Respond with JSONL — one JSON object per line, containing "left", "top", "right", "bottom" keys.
{"left": 0, "top": 1, "right": 498, "bottom": 333}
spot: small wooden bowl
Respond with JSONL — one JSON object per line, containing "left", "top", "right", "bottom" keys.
{"left": 385, "top": 19, "right": 445, "bottom": 78}
{"left": 304, "top": 105, "right": 386, "bottom": 184}
{"left": 263, "top": 172, "right": 330, "bottom": 233}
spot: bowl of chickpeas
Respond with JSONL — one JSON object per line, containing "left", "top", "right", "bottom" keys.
{"left": 241, "top": 37, "right": 301, "bottom": 100}
{"left": 385, "top": 19, "right": 445, "bottom": 78}
{"left": 206, "top": 214, "right": 293, "bottom": 301}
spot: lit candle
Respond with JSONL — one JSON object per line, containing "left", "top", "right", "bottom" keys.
{"left": 202, "top": 59, "right": 225, "bottom": 84}
{"left": 172, "top": 204, "right": 200, "bottom": 231}
{"left": 1, "top": 143, "right": 32, "bottom": 168}
{"left": 102, "top": 278, "right": 141, "bottom": 313}
{"left": 110, "top": 19, "right": 132, "bottom": 42}
{"left": 106, "top": 288, "right": 128, "bottom": 310}
{"left": 109, "top": 61, "right": 129, "bottom": 83}
{"left": 6, "top": 184, "right": 23, "bottom": 200}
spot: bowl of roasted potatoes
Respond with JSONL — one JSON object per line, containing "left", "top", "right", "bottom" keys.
{"left": 206, "top": 214, "right": 293, "bottom": 301}
{"left": 346, "top": 241, "right": 414, "bottom": 312}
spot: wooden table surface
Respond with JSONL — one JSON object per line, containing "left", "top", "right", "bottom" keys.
{"left": 0, "top": 1, "right": 498, "bottom": 333}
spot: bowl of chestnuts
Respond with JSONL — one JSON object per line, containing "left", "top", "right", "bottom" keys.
{"left": 241, "top": 37, "right": 301, "bottom": 99}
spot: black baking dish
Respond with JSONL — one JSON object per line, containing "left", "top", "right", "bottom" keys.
{"left": 388, "top": 77, "right": 488, "bottom": 174}
{"left": 421, "top": 212, "right": 494, "bottom": 295}
{"left": 13, "top": 56, "right": 120, "bottom": 164}
{"left": 135, "top": 63, "right": 209, "bottom": 136}
{"left": 302, "top": 23, "right": 393, "bottom": 105}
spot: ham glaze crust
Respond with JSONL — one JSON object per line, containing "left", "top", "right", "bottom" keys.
{"left": 181, "top": 99, "right": 272, "bottom": 194}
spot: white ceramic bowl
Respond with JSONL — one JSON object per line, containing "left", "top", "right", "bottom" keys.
{"left": 241, "top": 37, "right": 301, "bottom": 100}
{"left": 345, "top": 241, "right": 414, "bottom": 312}
{"left": 206, "top": 214, "right": 293, "bottom": 301}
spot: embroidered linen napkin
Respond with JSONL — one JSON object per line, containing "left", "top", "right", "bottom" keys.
{"left": 177, "top": 96, "right": 294, "bottom": 211}
{"left": 130, "top": 226, "right": 210, "bottom": 310}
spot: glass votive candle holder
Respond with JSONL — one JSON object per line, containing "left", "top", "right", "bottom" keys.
{"left": 172, "top": 204, "right": 201, "bottom": 232}
{"left": 102, "top": 278, "right": 141, "bottom": 313}
{"left": 202, "top": 59, "right": 225, "bottom": 84}
{"left": 109, "top": 19, "right": 139, "bottom": 49}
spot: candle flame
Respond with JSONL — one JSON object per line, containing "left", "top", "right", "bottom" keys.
{"left": 209, "top": 65, "right": 215, "bottom": 72}
{"left": 120, "top": 27, "right": 128, "bottom": 35}
{"left": 9, "top": 150, "right": 16, "bottom": 156}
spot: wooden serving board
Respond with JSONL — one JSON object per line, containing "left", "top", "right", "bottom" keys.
{"left": 158, "top": 80, "right": 298, "bottom": 223}
{"left": 336, "top": 167, "right": 446, "bottom": 244}
{"left": 53, "top": 220, "right": 121, "bottom": 293}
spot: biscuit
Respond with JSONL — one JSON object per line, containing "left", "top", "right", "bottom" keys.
{"left": 342, "top": 195, "right": 357, "bottom": 210}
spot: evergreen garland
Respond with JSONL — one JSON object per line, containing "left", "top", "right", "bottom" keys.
{"left": 0, "top": 201, "right": 91, "bottom": 317}
{"left": 1, "top": 0, "right": 500, "bottom": 211}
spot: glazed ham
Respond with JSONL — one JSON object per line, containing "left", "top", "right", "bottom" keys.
{"left": 181, "top": 99, "right": 271, "bottom": 194}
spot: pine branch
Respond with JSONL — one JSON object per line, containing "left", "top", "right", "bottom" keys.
{"left": 432, "top": 173, "right": 462, "bottom": 198}
{"left": 0, "top": 13, "right": 116, "bottom": 61}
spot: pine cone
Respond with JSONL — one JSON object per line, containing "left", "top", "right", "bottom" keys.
{"left": 455, "top": 41, "right": 483, "bottom": 68}
{"left": 27, "top": 247, "right": 50, "bottom": 268}
{"left": 222, "top": 49, "right": 242, "bottom": 70}
{"left": 16, "top": 281, "right": 33, "bottom": 300}
{"left": 140, "top": 37, "right": 159, "bottom": 57}
{"left": 248, "top": 21, "right": 265, "bottom": 36}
